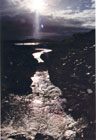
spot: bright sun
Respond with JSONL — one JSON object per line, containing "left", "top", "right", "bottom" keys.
{"left": 28, "top": 0, "right": 46, "bottom": 13}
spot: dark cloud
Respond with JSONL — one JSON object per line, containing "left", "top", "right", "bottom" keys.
{"left": 1, "top": 15, "right": 34, "bottom": 40}
{"left": 1, "top": 14, "right": 90, "bottom": 41}
{"left": 0, "top": 0, "right": 95, "bottom": 40}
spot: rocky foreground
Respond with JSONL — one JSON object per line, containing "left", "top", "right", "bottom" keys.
{"left": 1, "top": 30, "right": 95, "bottom": 140}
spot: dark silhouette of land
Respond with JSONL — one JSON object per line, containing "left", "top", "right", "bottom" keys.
{"left": 1, "top": 30, "right": 95, "bottom": 140}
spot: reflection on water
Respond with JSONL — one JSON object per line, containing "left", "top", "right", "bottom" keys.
{"left": 15, "top": 42, "right": 40, "bottom": 46}
{"left": 2, "top": 66, "right": 87, "bottom": 140}
{"left": 32, "top": 48, "right": 52, "bottom": 63}
{"left": 1, "top": 47, "right": 88, "bottom": 140}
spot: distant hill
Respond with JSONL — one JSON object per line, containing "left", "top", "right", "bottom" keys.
{"left": 62, "top": 29, "right": 95, "bottom": 49}
{"left": 2, "top": 29, "right": 95, "bottom": 46}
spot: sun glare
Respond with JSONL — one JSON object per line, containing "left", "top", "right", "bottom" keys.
{"left": 28, "top": 0, "right": 46, "bottom": 13}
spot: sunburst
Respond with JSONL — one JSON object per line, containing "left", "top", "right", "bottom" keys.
{"left": 27, "top": 0, "right": 46, "bottom": 13}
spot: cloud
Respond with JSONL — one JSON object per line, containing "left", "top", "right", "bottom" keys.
{"left": 0, "top": 0, "right": 95, "bottom": 40}
{"left": 52, "top": 8, "right": 95, "bottom": 28}
{"left": 91, "top": 0, "right": 95, "bottom": 8}
{"left": 1, "top": 0, "right": 95, "bottom": 15}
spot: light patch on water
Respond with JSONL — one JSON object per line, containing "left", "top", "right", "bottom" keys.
{"left": 33, "top": 98, "right": 43, "bottom": 105}
{"left": 32, "top": 48, "right": 52, "bottom": 63}
{"left": 64, "top": 130, "right": 76, "bottom": 139}
{"left": 31, "top": 70, "right": 62, "bottom": 98}
{"left": 32, "top": 51, "right": 44, "bottom": 63}
{"left": 14, "top": 42, "right": 40, "bottom": 46}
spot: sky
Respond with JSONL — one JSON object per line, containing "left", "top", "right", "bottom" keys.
{"left": 0, "top": 0, "right": 95, "bottom": 40}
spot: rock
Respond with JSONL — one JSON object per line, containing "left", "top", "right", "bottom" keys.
{"left": 42, "top": 31, "right": 95, "bottom": 121}
{"left": 8, "top": 134, "right": 31, "bottom": 140}
{"left": 35, "top": 133, "right": 55, "bottom": 140}
{"left": 64, "top": 130, "right": 76, "bottom": 139}
{"left": 87, "top": 89, "right": 93, "bottom": 94}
